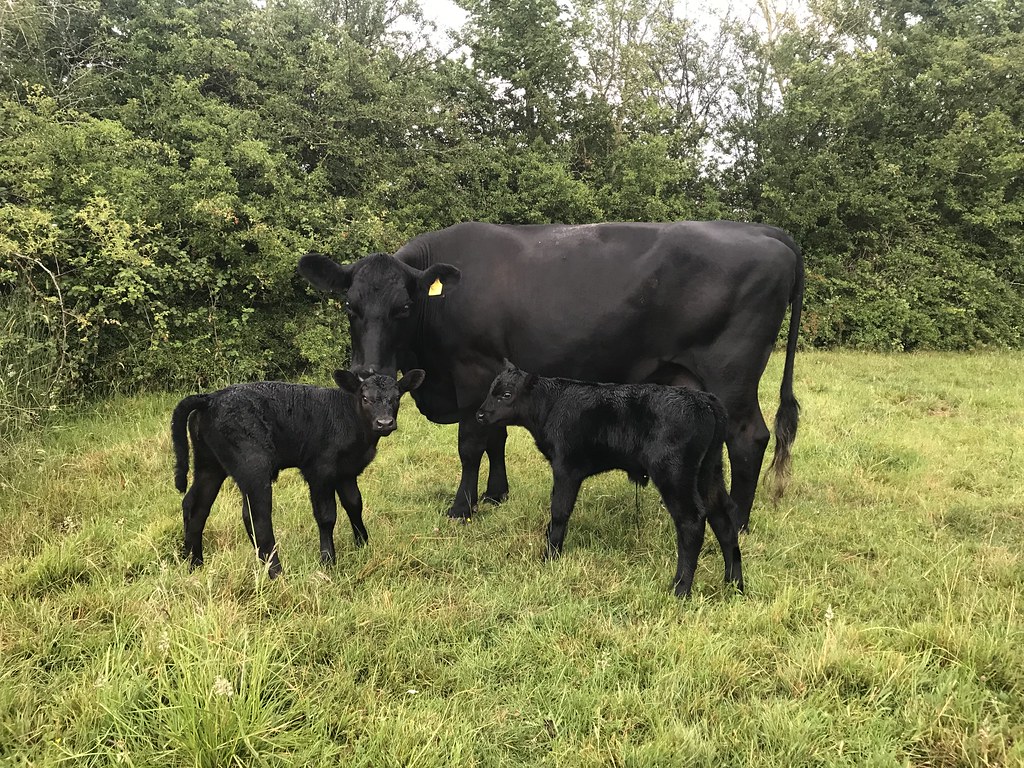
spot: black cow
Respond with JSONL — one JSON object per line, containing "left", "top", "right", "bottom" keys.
{"left": 299, "top": 220, "right": 803, "bottom": 530}
{"left": 476, "top": 362, "right": 742, "bottom": 597}
{"left": 170, "top": 370, "right": 425, "bottom": 576}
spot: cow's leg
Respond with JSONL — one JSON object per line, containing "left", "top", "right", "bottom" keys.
{"left": 723, "top": 401, "right": 770, "bottom": 533}
{"left": 307, "top": 478, "right": 338, "bottom": 565}
{"left": 337, "top": 476, "right": 368, "bottom": 547}
{"left": 181, "top": 468, "right": 226, "bottom": 568}
{"left": 544, "top": 469, "right": 584, "bottom": 560}
{"left": 482, "top": 424, "right": 509, "bottom": 504}
{"left": 447, "top": 418, "right": 490, "bottom": 518}
{"left": 237, "top": 480, "right": 281, "bottom": 577}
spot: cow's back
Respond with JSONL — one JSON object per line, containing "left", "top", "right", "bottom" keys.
{"left": 398, "top": 221, "right": 799, "bottom": 387}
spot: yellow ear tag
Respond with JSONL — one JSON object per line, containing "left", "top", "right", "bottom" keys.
{"left": 428, "top": 278, "right": 443, "bottom": 297}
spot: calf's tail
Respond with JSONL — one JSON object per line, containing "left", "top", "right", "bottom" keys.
{"left": 171, "top": 394, "right": 210, "bottom": 493}
{"left": 766, "top": 241, "right": 804, "bottom": 500}
{"left": 699, "top": 396, "right": 733, "bottom": 520}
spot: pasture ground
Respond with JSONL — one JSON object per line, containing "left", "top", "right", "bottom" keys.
{"left": 1, "top": 351, "right": 1022, "bottom": 767}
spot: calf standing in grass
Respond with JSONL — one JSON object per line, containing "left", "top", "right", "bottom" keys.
{"left": 171, "top": 369, "right": 425, "bottom": 577}
{"left": 476, "top": 362, "right": 743, "bottom": 597}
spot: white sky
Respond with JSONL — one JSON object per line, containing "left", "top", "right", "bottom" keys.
{"left": 417, "top": 0, "right": 764, "bottom": 32}
{"left": 419, "top": 0, "right": 468, "bottom": 30}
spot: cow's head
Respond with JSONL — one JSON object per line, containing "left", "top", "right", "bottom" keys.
{"left": 476, "top": 360, "right": 537, "bottom": 426}
{"left": 300, "top": 252, "right": 461, "bottom": 378}
{"left": 334, "top": 369, "right": 426, "bottom": 436}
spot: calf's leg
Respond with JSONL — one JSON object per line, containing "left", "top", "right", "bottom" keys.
{"left": 337, "top": 476, "right": 368, "bottom": 547}
{"left": 655, "top": 470, "right": 707, "bottom": 598}
{"left": 706, "top": 499, "right": 744, "bottom": 593}
{"left": 182, "top": 468, "right": 226, "bottom": 567}
{"left": 698, "top": 446, "right": 744, "bottom": 593}
{"left": 237, "top": 481, "right": 281, "bottom": 577}
{"left": 482, "top": 425, "right": 509, "bottom": 504}
{"left": 307, "top": 479, "right": 339, "bottom": 564}
{"left": 545, "top": 470, "right": 584, "bottom": 560}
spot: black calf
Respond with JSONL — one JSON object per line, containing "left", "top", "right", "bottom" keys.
{"left": 476, "top": 361, "right": 742, "bottom": 598}
{"left": 171, "top": 370, "right": 424, "bottom": 576}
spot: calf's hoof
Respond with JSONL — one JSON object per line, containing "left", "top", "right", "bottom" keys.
{"left": 181, "top": 547, "right": 203, "bottom": 570}
{"left": 445, "top": 503, "right": 475, "bottom": 520}
{"left": 542, "top": 546, "right": 562, "bottom": 562}
{"left": 672, "top": 581, "right": 693, "bottom": 599}
{"left": 481, "top": 487, "right": 508, "bottom": 505}
{"left": 263, "top": 558, "right": 284, "bottom": 579}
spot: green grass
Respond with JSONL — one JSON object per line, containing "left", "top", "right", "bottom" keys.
{"left": 1, "top": 351, "right": 1022, "bottom": 767}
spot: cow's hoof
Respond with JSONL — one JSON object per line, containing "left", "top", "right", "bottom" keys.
{"left": 481, "top": 491, "right": 508, "bottom": 505}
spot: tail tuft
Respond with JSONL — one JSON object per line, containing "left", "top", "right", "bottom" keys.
{"left": 767, "top": 395, "right": 799, "bottom": 501}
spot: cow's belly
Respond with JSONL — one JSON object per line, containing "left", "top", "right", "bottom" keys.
{"left": 509, "top": 322, "right": 673, "bottom": 383}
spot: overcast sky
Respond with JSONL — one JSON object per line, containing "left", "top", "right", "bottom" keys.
{"left": 414, "top": 0, "right": 766, "bottom": 39}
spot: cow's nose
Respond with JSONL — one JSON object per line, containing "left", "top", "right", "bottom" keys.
{"left": 375, "top": 417, "right": 395, "bottom": 430}
{"left": 475, "top": 410, "right": 486, "bottom": 424}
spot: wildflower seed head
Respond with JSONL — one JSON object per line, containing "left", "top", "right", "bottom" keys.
{"left": 213, "top": 676, "right": 233, "bottom": 698}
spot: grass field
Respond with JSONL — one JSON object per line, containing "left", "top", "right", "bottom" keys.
{"left": 1, "top": 351, "right": 1021, "bottom": 767}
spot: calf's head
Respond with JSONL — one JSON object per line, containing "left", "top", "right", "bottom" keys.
{"left": 334, "top": 369, "right": 426, "bottom": 436}
{"left": 476, "top": 361, "right": 537, "bottom": 426}
{"left": 300, "top": 251, "right": 460, "bottom": 378}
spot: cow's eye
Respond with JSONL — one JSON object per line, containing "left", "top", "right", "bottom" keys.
{"left": 393, "top": 303, "right": 412, "bottom": 318}
{"left": 362, "top": 394, "right": 370, "bottom": 404}
{"left": 500, "top": 392, "right": 512, "bottom": 401}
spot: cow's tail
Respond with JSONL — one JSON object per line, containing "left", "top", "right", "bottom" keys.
{"left": 766, "top": 240, "right": 804, "bottom": 501}
{"left": 171, "top": 394, "right": 210, "bottom": 493}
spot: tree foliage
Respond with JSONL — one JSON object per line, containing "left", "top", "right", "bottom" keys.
{"left": 1, "top": 0, "right": 1021, "bottom": 412}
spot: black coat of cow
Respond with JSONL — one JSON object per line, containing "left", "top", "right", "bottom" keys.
{"left": 299, "top": 220, "right": 803, "bottom": 529}
{"left": 477, "top": 362, "right": 742, "bottom": 598}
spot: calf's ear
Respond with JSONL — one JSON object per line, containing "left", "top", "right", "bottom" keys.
{"left": 299, "top": 252, "right": 353, "bottom": 294}
{"left": 399, "top": 369, "right": 426, "bottom": 393}
{"left": 333, "top": 369, "right": 361, "bottom": 393}
{"left": 418, "top": 263, "right": 461, "bottom": 297}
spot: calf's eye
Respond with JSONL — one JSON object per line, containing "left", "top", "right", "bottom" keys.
{"left": 501, "top": 392, "right": 512, "bottom": 401}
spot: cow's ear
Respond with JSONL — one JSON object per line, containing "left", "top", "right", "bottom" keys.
{"left": 399, "top": 369, "right": 426, "bottom": 393}
{"left": 299, "top": 252, "right": 353, "bottom": 294}
{"left": 334, "top": 369, "right": 361, "bottom": 393}
{"left": 502, "top": 358, "right": 516, "bottom": 372}
{"left": 418, "top": 263, "right": 461, "bottom": 297}
{"left": 523, "top": 372, "right": 538, "bottom": 391}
